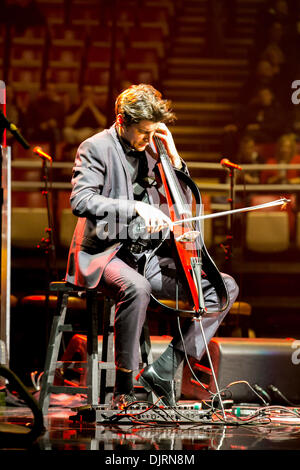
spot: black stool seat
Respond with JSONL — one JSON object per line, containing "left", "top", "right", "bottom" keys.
{"left": 21, "top": 293, "right": 85, "bottom": 310}
{"left": 39, "top": 281, "right": 154, "bottom": 414}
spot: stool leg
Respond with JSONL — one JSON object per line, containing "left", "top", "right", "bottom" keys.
{"left": 39, "top": 291, "right": 69, "bottom": 414}
{"left": 86, "top": 289, "right": 99, "bottom": 406}
{"left": 99, "top": 299, "right": 115, "bottom": 404}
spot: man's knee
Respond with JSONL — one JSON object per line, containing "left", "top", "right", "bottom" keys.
{"left": 223, "top": 273, "right": 239, "bottom": 304}
{"left": 123, "top": 276, "right": 152, "bottom": 303}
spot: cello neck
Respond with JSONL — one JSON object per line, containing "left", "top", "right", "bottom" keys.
{"left": 153, "top": 136, "right": 190, "bottom": 217}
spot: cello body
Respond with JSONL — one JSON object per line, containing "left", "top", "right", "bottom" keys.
{"left": 141, "top": 137, "right": 229, "bottom": 317}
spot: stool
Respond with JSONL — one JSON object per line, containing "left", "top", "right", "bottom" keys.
{"left": 38, "top": 281, "right": 154, "bottom": 414}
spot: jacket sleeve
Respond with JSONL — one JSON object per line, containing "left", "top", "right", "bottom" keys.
{"left": 70, "top": 139, "right": 136, "bottom": 223}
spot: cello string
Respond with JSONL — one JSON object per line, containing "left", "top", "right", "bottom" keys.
{"left": 153, "top": 136, "right": 188, "bottom": 214}
{"left": 154, "top": 134, "right": 204, "bottom": 258}
{"left": 151, "top": 135, "right": 227, "bottom": 313}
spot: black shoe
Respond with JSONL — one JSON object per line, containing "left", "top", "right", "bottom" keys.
{"left": 136, "top": 365, "right": 176, "bottom": 407}
{"left": 111, "top": 391, "right": 137, "bottom": 409}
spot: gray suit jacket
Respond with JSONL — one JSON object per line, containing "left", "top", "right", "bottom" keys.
{"left": 65, "top": 124, "right": 163, "bottom": 288}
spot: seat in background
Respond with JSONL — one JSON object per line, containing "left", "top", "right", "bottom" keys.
{"left": 11, "top": 205, "right": 48, "bottom": 250}
{"left": 246, "top": 211, "right": 289, "bottom": 253}
{"left": 250, "top": 194, "right": 296, "bottom": 239}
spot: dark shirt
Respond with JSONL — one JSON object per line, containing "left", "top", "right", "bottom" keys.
{"left": 117, "top": 134, "right": 150, "bottom": 202}
{"left": 117, "top": 133, "right": 160, "bottom": 251}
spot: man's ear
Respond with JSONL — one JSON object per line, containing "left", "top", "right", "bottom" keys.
{"left": 116, "top": 114, "right": 123, "bottom": 126}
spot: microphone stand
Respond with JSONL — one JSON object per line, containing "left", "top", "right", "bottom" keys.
{"left": 227, "top": 168, "right": 235, "bottom": 266}
{"left": 0, "top": 91, "right": 30, "bottom": 370}
{"left": 220, "top": 168, "right": 236, "bottom": 273}
{"left": 219, "top": 158, "right": 242, "bottom": 272}
{"left": 40, "top": 157, "right": 57, "bottom": 280}
{"left": 38, "top": 155, "right": 58, "bottom": 351}
{"left": 0, "top": 127, "right": 5, "bottom": 372}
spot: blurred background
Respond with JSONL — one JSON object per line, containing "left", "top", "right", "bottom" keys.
{"left": 1, "top": 0, "right": 300, "bottom": 385}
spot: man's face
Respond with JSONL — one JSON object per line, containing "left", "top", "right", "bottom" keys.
{"left": 120, "top": 119, "right": 160, "bottom": 152}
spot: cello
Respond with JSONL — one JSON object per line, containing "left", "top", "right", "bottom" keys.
{"left": 132, "top": 135, "right": 289, "bottom": 417}
{"left": 131, "top": 135, "right": 289, "bottom": 319}
{"left": 132, "top": 135, "right": 230, "bottom": 318}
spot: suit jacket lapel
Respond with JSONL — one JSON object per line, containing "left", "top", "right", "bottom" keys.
{"left": 107, "top": 124, "right": 134, "bottom": 199}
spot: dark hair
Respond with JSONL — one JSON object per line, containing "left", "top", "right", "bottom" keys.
{"left": 115, "top": 84, "right": 176, "bottom": 126}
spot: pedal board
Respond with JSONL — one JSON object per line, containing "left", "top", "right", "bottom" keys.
{"left": 71, "top": 404, "right": 212, "bottom": 424}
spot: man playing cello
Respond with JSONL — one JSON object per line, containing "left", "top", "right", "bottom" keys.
{"left": 65, "top": 84, "right": 239, "bottom": 409}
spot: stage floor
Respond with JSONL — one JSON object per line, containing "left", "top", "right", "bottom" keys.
{"left": 1, "top": 399, "right": 300, "bottom": 453}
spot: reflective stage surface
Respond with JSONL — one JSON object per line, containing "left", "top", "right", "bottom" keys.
{"left": 1, "top": 398, "right": 300, "bottom": 454}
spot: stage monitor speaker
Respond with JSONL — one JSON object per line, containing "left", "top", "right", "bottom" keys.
{"left": 181, "top": 338, "right": 300, "bottom": 404}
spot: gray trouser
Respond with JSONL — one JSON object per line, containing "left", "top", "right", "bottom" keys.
{"left": 100, "top": 249, "right": 239, "bottom": 370}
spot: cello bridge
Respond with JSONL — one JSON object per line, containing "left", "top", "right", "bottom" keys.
{"left": 175, "top": 230, "right": 201, "bottom": 243}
